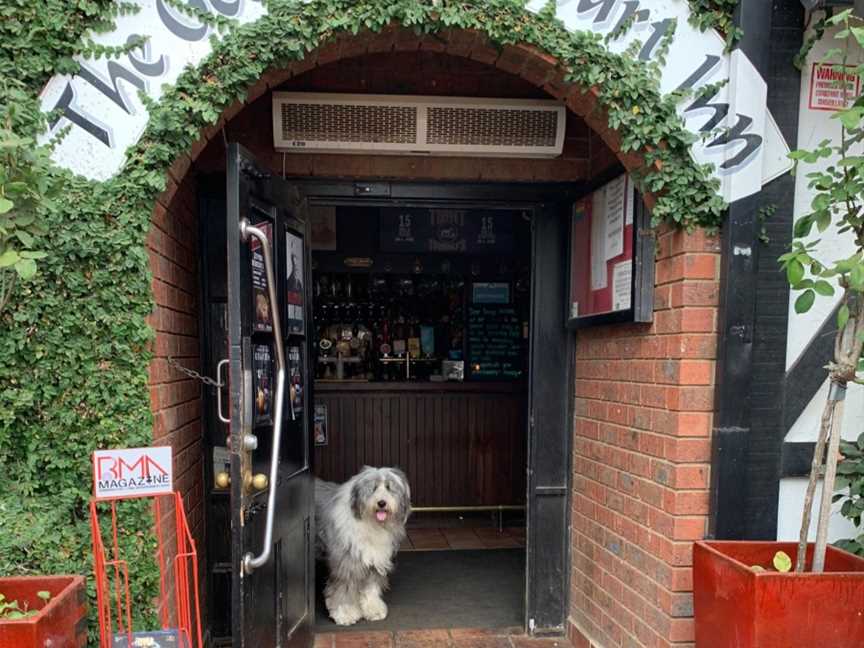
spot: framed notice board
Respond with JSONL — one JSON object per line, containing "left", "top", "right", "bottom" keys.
{"left": 566, "top": 174, "right": 654, "bottom": 329}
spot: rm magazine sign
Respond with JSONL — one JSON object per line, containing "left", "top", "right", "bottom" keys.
{"left": 92, "top": 446, "right": 174, "bottom": 500}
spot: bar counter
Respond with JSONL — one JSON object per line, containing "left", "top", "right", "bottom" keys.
{"left": 313, "top": 380, "right": 527, "bottom": 507}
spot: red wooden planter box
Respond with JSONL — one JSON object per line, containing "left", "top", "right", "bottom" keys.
{"left": 0, "top": 575, "right": 87, "bottom": 648}
{"left": 694, "top": 541, "right": 864, "bottom": 648}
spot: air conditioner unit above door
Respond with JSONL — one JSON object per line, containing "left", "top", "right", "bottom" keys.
{"left": 271, "top": 93, "right": 566, "bottom": 158}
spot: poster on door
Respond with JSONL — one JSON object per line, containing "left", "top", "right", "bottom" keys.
{"left": 285, "top": 230, "right": 305, "bottom": 335}
{"left": 253, "top": 344, "right": 274, "bottom": 426}
{"left": 568, "top": 174, "right": 634, "bottom": 321}
{"left": 288, "top": 345, "right": 304, "bottom": 415}
{"left": 314, "top": 403, "right": 328, "bottom": 446}
{"left": 250, "top": 220, "right": 273, "bottom": 332}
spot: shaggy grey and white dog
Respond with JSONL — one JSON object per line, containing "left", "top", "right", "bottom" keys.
{"left": 315, "top": 466, "right": 411, "bottom": 626}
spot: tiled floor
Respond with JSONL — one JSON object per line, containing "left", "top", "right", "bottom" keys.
{"left": 400, "top": 527, "right": 526, "bottom": 551}
{"left": 315, "top": 628, "right": 569, "bottom": 648}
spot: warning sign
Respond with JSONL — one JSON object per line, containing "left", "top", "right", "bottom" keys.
{"left": 93, "top": 446, "right": 173, "bottom": 500}
{"left": 808, "top": 62, "right": 861, "bottom": 112}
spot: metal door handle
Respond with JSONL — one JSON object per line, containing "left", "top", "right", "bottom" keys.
{"left": 239, "top": 218, "right": 286, "bottom": 573}
{"left": 216, "top": 359, "right": 230, "bottom": 424}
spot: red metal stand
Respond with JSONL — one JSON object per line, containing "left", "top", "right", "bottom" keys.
{"left": 89, "top": 491, "right": 203, "bottom": 648}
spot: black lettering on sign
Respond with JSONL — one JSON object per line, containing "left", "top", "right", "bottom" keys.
{"left": 209, "top": 0, "right": 242, "bottom": 16}
{"left": 675, "top": 54, "right": 721, "bottom": 92}
{"left": 575, "top": 0, "right": 619, "bottom": 25}
{"left": 708, "top": 114, "right": 761, "bottom": 170}
{"left": 638, "top": 18, "right": 675, "bottom": 61}
{"left": 47, "top": 35, "right": 165, "bottom": 147}
{"left": 686, "top": 90, "right": 730, "bottom": 132}
{"left": 157, "top": 0, "right": 210, "bottom": 41}
{"left": 127, "top": 38, "right": 168, "bottom": 77}
{"left": 677, "top": 55, "right": 763, "bottom": 172}
{"left": 49, "top": 83, "right": 113, "bottom": 147}
{"left": 611, "top": 1, "right": 649, "bottom": 35}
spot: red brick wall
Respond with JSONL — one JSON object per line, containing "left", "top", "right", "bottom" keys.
{"left": 147, "top": 167, "right": 206, "bottom": 626}
{"left": 568, "top": 228, "right": 721, "bottom": 648}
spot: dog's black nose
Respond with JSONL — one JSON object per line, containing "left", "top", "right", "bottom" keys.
{"left": 377, "top": 500, "right": 387, "bottom": 509}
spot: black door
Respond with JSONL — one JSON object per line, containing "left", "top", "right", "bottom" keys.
{"left": 226, "top": 143, "right": 314, "bottom": 648}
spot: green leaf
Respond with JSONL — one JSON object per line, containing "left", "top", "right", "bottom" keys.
{"left": 795, "top": 289, "right": 816, "bottom": 314}
{"left": 787, "top": 259, "right": 805, "bottom": 286}
{"left": 773, "top": 551, "right": 792, "bottom": 573}
{"left": 816, "top": 210, "right": 832, "bottom": 233}
{"left": 0, "top": 197, "right": 12, "bottom": 214}
{"left": 14, "top": 230, "right": 34, "bottom": 247}
{"left": 0, "top": 250, "right": 19, "bottom": 268}
{"left": 794, "top": 215, "right": 814, "bottom": 239}
{"left": 839, "top": 304, "right": 851, "bottom": 330}
{"left": 36, "top": 591, "right": 50, "bottom": 602}
{"left": 828, "top": 9, "right": 852, "bottom": 25}
{"left": 14, "top": 258, "right": 37, "bottom": 280}
{"left": 837, "top": 107, "right": 864, "bottom": 130}
{"left": 814, "top": 280, "right": 835, "bottom": 296}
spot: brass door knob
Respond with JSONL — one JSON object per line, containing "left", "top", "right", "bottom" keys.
{"left": 215, "top": 471, "right": 230, "bottom": 489}
{"left": 242, "top": 471, "right": 269, "bottom": 493}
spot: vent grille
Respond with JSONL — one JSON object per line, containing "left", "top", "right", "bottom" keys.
{"left": 427, "top": 106, "right": 559, "bottom": 147}
{"left": 280, "top": 103, "right": 417, "bottom": 143}
{"left": 272, "top": 93, "right": 565, "bottom": 158}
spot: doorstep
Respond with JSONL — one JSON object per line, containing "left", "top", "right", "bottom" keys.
{"left": 314, "top": 628, "right": 570, "bottom": 648}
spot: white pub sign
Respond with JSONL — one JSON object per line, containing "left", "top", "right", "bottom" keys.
{"left": 38, "top": 0, "right": 791, "bottom": 203}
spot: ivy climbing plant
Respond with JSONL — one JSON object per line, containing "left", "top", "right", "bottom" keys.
{"left": 687, "top": 0, "right": 741, "bottom": 49}
{"left": 0, "top": 0, "right": 739, "bottom": 641}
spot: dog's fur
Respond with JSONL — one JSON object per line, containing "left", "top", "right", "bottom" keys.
{"left": 315, "top": 466, "right": 411, "bottom": 626}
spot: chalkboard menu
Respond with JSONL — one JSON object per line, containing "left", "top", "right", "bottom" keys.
{"left": 467, "top": 305, "right": 523, "bottom": 380}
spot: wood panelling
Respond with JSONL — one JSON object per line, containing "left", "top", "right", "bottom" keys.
{"left": 313, "top": 384, "right": 527, "bottom": 507}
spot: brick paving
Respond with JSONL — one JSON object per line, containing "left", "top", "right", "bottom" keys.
{"left": 314, "top": 628, "right": 570, "bottom": 648}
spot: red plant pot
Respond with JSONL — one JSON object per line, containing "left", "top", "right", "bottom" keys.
{"left": 694, "top": 541, "right": 864, "bottom": 648}
{"left": 0, "top": 575, "right": 87, "bottom": 648}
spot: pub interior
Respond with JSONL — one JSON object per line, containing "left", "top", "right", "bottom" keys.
{"left": 309, "top": 203, "right": 531, "bottom": 631}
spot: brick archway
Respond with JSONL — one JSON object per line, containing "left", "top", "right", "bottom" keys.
{"left": 149, "top": 24, "right": 719, "bottom": 648}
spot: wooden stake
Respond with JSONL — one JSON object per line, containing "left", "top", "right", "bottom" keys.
{"left": 813, "top": 382, "right": 847, "bottom": 572}
{"left": 796, "top": 397, "right": 833, "bottom": 572}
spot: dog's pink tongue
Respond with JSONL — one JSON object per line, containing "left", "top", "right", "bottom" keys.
{"left": 376, "top": 511, "right": 388, "bottom": 522}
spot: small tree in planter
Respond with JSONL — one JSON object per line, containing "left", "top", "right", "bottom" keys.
{"left": 693, "top": 9, "right": 864, "bottom": 648}
{"left": 781, "top": 8, "right": 864, "bottom": 574}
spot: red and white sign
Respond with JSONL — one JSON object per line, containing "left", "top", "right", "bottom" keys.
{"left": 92, "top": 446, "right": 173, "bottom": 500}
{"left": 808, "top": 62, "right": 861, "bottom": 112}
